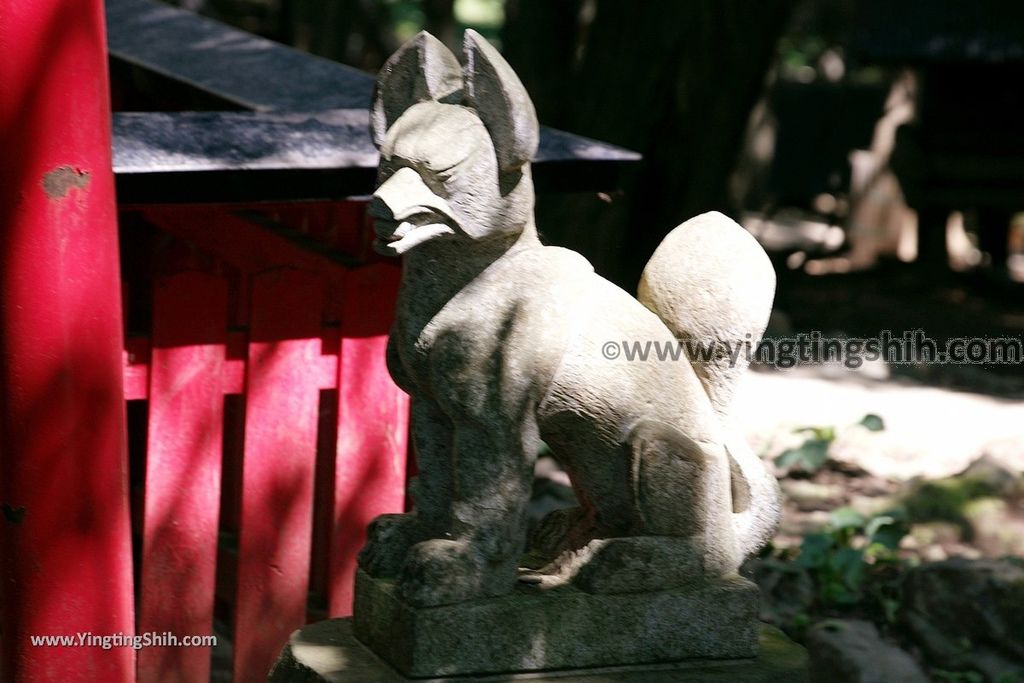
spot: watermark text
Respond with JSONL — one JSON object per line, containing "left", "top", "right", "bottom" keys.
{"left": 29, "top": 631, "right": 216, "bottom": 650}
{"left": 600, "top": 330, "right": 1023, "bottom": 369}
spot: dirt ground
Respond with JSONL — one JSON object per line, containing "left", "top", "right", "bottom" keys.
{"left": 744, "top": 258, "right": 1024, "bottom": 564}
{"left": 738, "top": 363, "right": 1024, "bottom": 481}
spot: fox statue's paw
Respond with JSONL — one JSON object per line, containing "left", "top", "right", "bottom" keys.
{"left": 358, "top": 513, "right": 430, "bottom": 579}
{"left": 398, "top": 538, "right": 516, "bottom": 607}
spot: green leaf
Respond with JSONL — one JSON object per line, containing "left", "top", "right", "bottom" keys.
{"left": 864, "top": 541, "right": 894, "bottom": 560}
{"left": 821, "top": 580, "right": 860, "bottom": 605}
{"left": 814, "top": 426, "right": 837, "bottom": 441}
{"left": 859, "top": 414, "right": 885, "bottom": 431}
{"left": 866, "top": 514, "right": 908, "bottom": 550}
{"left": 830, "top": 547, "right": 866, "bottom": 589}
{"left": 774, "top": 448, "right": 800, "bottom": 468}
{"left": 829, "top": 507, "right": 866, "bottom": 531}
{"left": 864, "top": 514, "right": 894, "bottom": 537}
{"left": 775, "top": 438, "right": 831, "bottom": 472}
{"left": 794, "top": 425, "right": 836, "bottom": 442}
{"left": 798, "top": 533, "right": 834, "bottom": 569}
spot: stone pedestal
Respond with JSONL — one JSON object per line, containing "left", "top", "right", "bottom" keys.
{"left": 270, "top": 569, "right": 808, "bottom": 682}
{"left": 269, "top": 617, "right": 807, "bottom": 682}
{"left": 353, "top": 570, "right": 760, "bottom": 678}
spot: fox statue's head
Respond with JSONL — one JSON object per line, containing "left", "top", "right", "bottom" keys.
{"left": 369, "top": 30, "right": 539, "bottom": 256}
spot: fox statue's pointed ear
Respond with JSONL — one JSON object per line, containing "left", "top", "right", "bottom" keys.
{"left": 462, "top": 29, "right": 539, "bottom": 171}
{"left": 370, "top": 31, "right": 463, "bottom": 149}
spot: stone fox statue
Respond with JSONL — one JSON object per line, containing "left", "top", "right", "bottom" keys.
{"left": 359, "top": 30, "right": 781, "bottom": 608}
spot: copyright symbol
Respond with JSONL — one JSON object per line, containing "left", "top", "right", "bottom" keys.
{"left": 602, "top": 341, "right": 620, "bottom": 360}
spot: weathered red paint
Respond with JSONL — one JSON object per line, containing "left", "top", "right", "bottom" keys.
{"left": 138, "top": 273, "right": 228, "bottom": 683}
{"left": 0, "top": 0, "right": 136, "bottom": 680}
{"left": 233, "top": 269, "right": 325, "bottom": 682}
{"left": 329, "top": 263, "right": 409, "bottom": 616}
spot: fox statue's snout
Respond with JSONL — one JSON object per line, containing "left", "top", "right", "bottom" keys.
{"left": 369, "top": 166, "right": 457, "bottom": 256}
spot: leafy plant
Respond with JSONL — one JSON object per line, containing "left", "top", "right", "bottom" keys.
{"left": 774, "top": 414, "right": 885, "bottom": 474}
{"left": 775, "top": 427, "right": 833, "bottom": 472}
{"left": 796, "top": 506, "right": 909, "bottom": 610}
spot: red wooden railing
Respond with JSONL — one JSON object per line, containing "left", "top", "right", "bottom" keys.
{"left": 120, "top": 204, "right": 409, "bottom": 682}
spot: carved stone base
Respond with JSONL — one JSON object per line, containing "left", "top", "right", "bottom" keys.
{"left": 348, "top": 569, "right": 761, "bottom": 678}
{"left": 269, "top": 616, "right": 808, "bottom": 682}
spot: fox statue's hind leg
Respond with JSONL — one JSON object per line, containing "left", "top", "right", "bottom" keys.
{"left": 528, "top": 419, "right": 742, "bottom": 594}
{"left": 623, "top": 420, "right": 740, "bottom": 577}
{"left": 599, "top": 421, "right": 740, "bottom": 593}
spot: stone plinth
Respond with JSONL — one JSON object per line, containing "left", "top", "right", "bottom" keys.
{"left": 353, "top": 570, "right": 759, "bottom": 677}
{"left": 269, "top": 616, "right": 807, "bottom": 682}
{"left": 340, "top": 569, "right": 762, "bottom": 679}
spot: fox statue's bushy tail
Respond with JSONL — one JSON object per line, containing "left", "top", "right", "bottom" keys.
{"left": 638, "top": 211, "right": 782, "bottom": 559}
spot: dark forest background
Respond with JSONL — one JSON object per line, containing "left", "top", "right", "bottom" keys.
{"left": 166, "top": 0, "right": 863, "bottom": 288}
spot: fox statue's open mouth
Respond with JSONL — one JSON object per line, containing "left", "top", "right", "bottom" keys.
{"left": 370, "top": 166, "right": 460, "bottom": 255}
{"left": 372, "top": 207, "right": 455, "bottom": 255}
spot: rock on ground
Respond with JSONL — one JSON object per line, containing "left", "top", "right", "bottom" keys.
{"left": 904, "top": 558, "right": 1024, "bottom": 682}
{"left": 806, "top": 618, "right": 927, "bottom": 683}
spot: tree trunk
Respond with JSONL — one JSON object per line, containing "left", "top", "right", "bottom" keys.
{"left": 423, "top": 0, "right": 458, "bottom": 53}
{"left": 504, "top": 0, "right": 795, "bottom": 287}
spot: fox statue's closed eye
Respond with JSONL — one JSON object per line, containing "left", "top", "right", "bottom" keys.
{"left": 359, "top": 29, "right": 781, "bottom": 608}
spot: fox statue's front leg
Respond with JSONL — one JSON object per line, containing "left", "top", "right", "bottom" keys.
{"left": 397, "top": 419, "right": 538, "bottom": 606}
{"left": 358, "top": 397, "right": 454, "bottom": 578}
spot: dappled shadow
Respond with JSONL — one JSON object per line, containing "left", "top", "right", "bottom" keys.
{"left": 124, "top": 250, "right": 406, "bottom": 681}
